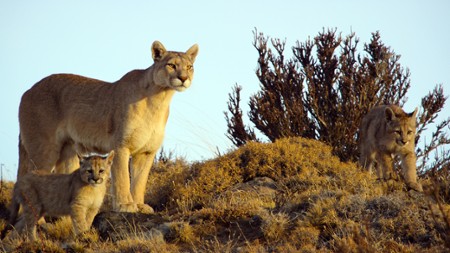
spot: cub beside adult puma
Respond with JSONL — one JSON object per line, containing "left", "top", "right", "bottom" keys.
{"left": 2, "top": 152, "right": 114, "bottom": 240}
{"left": 18, "top": 41, "right": 199, "bottom": 212}
{"left": 359, "top": 105, "right": 423, "bottom": 192}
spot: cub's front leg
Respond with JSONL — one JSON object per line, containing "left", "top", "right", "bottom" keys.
{"left": 71, "top": 203, "right": 90, "bottom": 235}
{"left": 85, "top": 207, "right": 101, "bottom": 229}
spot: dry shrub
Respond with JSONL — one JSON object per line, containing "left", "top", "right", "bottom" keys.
{"left": 0, "top": 180, "right": 14, "bottom": 222}
{"left": 207, "top": 191, "right": 270, "bottom": 221}
{"left": 147, "top": 137, "right": 369, "bottom": 218}
{"left": 43, "top": 216, "right": 73, "bottom": 241}
{"left": 164, "top": 221, "right": 197, "bottom": 244}
{"left": 260, "top": 212, "right": 289, "bottom": 242}
{"left": 116, "top": 236, "right": 179, "bottom": 253}
{"left": 288, "top": 223, "right": 321, "bottom": 248}
{"left": 304, "top": 198, "right": 339, "bottom": 229}
{"left": 146, "top": 157, "right": 191, "bottom": 212}
{"left": 193, "top": 237, "right": 236, "bottom": 253}
{"left": 1, "top": 236, "right": 65, "bottom": 253}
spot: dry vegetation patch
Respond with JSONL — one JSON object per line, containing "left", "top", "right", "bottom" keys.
{"left": 1, "top": 137, "right": 449, "bottom": 252}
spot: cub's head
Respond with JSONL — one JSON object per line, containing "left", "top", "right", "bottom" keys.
{"left": 78, "top": 151, "right": 115, "bottom": 186}
{"left": 151, "top": 41, "right": 199, "bottom": 91}
{"left": 385, "top": 107, "right": 418, "bottom": 147}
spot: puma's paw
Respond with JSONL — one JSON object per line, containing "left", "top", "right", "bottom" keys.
{"left": 115, "top": 203, "right": 138, "bottom": 213}
{"left": 407, "top": 182, "right": 423, "bottom": 192}
{"left": 137, "top": 203, "right": 155, "bottom": 214}
{"left": 383, "top": 171, "right": 398, "bottom": 181}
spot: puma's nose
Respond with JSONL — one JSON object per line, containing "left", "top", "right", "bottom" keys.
{"left": 178, "top": 75, "right": 188, "bottom": 82}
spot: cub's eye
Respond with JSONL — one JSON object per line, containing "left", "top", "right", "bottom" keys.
{"left": 99, "top": 169, "right": 105, "bottom": 174}
{"left": 87, "top": 169, "right": 93, "bottom": 174}
{"left": 166, "top": 63, "right": 176, "bottom": 69}
{"left": 395, "top": 130, "right": 402, "bottom": 135}
{"left": 187, "top": 65, "right": 193, "bottom": 70}
{"left": 407, "top": 130, "right": 413, "bottom": 135}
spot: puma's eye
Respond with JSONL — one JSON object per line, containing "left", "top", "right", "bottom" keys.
{"left": 99, "top": 169, "right": 105, "bottom": 174}
{"left": 407, "top": 130, "right": 413, "bottom": 135}
{"left": 395, "top": 130, "right": 402, "bottom": 135}
{"left": 187, "top": 65, "right": 193, "bottom": 70}
{"left": 87, "top": 169, "right": 93, "bottom": 174}
{"left": 166, "top": 63, "right": 176, "bottom": 69}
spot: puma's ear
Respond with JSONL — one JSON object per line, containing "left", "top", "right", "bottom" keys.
{"left": 385, "top": 107, "right": 396, "bottom": 121}
{"left": 410, "top": 107, "right": 418, "bottom": 118}
{"left": 152, "top": 41, "right": 167, "bottom": 62}
{"left": 186, "top": 44, "right": 199, "bottom": 62}
{"left": 106, "top": 151, "right": 115, "bottom": 165}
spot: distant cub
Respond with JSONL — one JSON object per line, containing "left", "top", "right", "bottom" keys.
{"left": 2, "top": 152, "right": 114, "bottom": 240}
{"left": 359, "top": 105, "right": 422, "bottom": 192}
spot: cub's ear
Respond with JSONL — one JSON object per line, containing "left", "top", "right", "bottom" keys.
{"left": 186, "top": 44, "right": 199, "bottom": 62}
{"left": 409, "top": 107, "right": 418, "bottom": 118}
{"left": 152, "top": 41, "right": 167, "bottom": 62}
{"left": 385, "top": 107, "right": 396, "bottom": 121}
{"left": 77, "top": 153, "right": 87, "bottom": 166}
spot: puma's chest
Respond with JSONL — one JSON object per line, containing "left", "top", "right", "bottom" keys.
{"left": 124, "top": 108, "right": 169, "bottom": 153}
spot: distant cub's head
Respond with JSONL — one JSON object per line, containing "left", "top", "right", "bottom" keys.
{"left": 151, "top": 41, "right": 199, "bottom": 91}
{"left": 79, "top": 151, "right": 115, "bottom": 186}
{"left": 385, "top": 107, "right": 418, "bottom": 147}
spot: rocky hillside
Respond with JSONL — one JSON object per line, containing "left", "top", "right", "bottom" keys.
{"left": 1, "top": 137, "right": 449, "bottom": 252}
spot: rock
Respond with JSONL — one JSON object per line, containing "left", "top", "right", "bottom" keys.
{"left": 233, "top": 177, "right": 278, "bottom": 196}
{"left": 92, "top": 211, "right": 168, "bottom": 242}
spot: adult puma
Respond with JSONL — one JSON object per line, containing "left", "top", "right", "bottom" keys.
{"left": 18, "top": 41, "right": 199, "bottom": 212}
{"left": 359, "top": 105, "right": 423, "bottom": 192}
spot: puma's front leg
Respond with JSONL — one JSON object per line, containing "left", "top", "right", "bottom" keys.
{"left": 130, "top": 152, "right": 156, "bottom": 213}
{"left": 111, "top": 148, "right": 137, "bottom": 212}
{"left": 376, "top": 152, "right": 397, "bottom": 181}
{"left": 55, "top": 143, "right": 79, "bottom": 174}
{"left": 401, "top": 152, "right": 423, "bottom": 192}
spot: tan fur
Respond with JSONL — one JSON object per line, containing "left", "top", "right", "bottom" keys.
{"left": 17, "top": 41, "right": 199, "bottom": 212}
{"left": 3, "top": 152, "right": 114, "bottom": 240}
{"left": 359, "top": 105, "right": 423, "bottom": 192}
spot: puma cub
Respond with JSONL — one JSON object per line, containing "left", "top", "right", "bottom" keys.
{"left": 2, "top": 152, "right": 114, "bottom": 240}
{"left": 359, "top": 105, "right": 423, "bottom": 192}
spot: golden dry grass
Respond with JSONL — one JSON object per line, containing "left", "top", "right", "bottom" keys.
{"left": 1, "top": 137, "right": 449, "bottom": 252}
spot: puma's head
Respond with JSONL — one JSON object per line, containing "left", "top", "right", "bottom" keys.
{"left": 151, "top": 41, "right": 199, "bottom": 92}
{"left": 385, "top": 107, "right": 418, "bottom": 147}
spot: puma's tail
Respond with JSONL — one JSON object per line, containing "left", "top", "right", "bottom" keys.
{"left": 17, "top": 135, "right": 29, "bottom": 178}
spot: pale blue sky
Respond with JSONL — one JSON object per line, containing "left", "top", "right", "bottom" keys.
{"left": 1, "top": 1, "right": 449, "bottom": 180}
